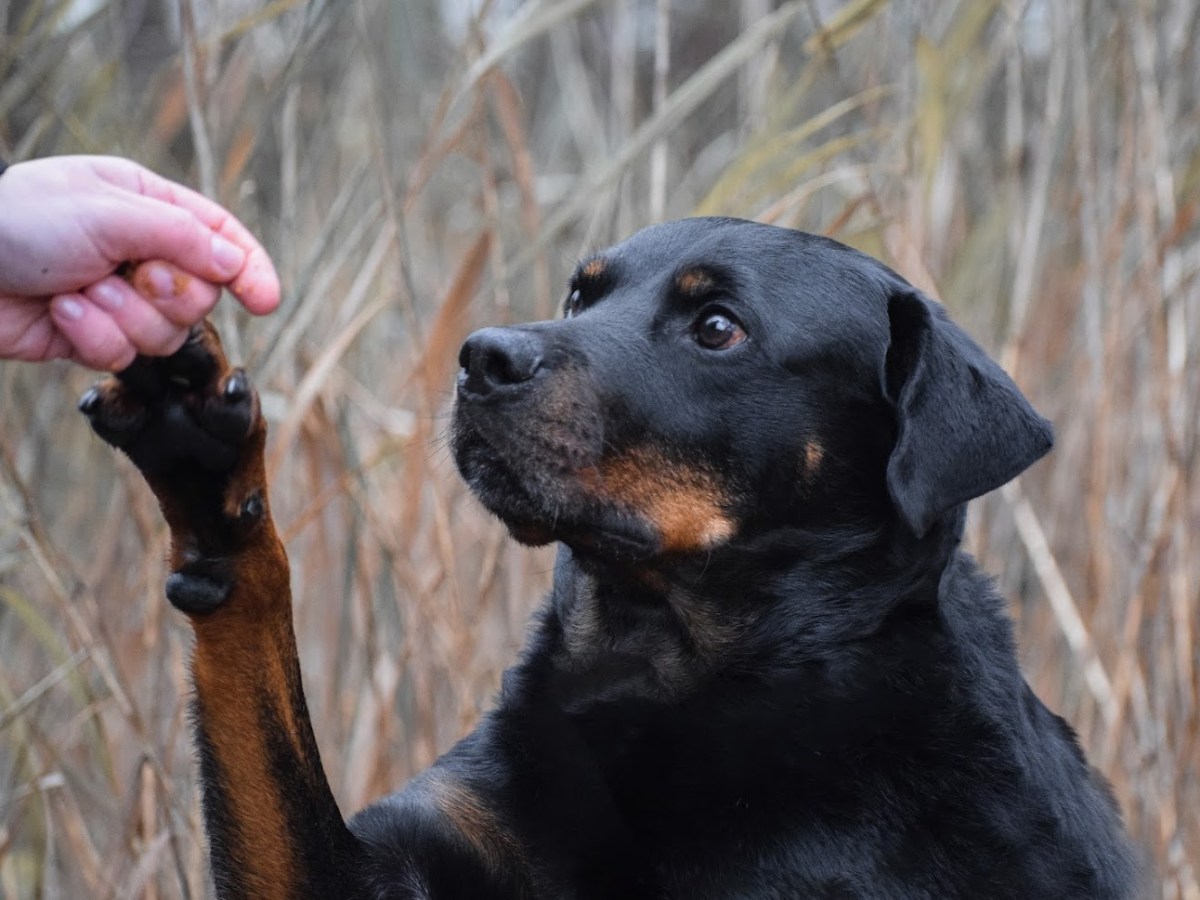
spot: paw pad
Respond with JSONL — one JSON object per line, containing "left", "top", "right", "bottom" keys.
{"left": 165, "top": 569, "right": 232, "bottom": 616}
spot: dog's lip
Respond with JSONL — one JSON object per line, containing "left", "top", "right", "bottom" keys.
{"left": 485, "top": 473, "right": 662, "bottom": 560}
{"left": 504, "top": 517, "right": 658, "bottom": 560}
{"left": 507, "top": 522, "right": 556, "bottom": 546}
{"left": 455, "top": 421, "right": 663, "bottom": 560}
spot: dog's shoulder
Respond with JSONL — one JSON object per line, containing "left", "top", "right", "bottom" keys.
{"left": 894, "top": 554, "right": 1142, "bottom": 898}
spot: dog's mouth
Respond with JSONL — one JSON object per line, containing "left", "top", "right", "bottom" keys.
{"left": 452, "top": 401, "right": 736, "bottom": 562}
{"left": 452, "top": 413, "right": 657, "bottom": 559}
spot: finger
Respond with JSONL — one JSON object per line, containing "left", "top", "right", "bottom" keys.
{"left": 84, "top": 274, "right": 192, "bottom": 357}
{"left": 91, "top": 158, "right": 282, "bottom": 315}
{"left": 126, "top": 260, "right": 222, "bottom": 328}
{"left": 104, "top": 195, "right": 281, "bottom": 317}
{"left": 50, "top": 294, "right": 138, "bottom": 371}
{"left": 0, "top": 300, "right": 74, "bottom": 362}
{"left": 225, "top": 244, "right": 281, "bottom": 316}
{"left": 87, "top": 195, "right": 244, "bottom": 281}
{"left": 41, "top": 332, "right": 75, "bottom": 361}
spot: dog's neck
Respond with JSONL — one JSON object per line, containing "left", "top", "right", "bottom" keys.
{"left": 539, "top": 512, "right": 967, "bottom": 708}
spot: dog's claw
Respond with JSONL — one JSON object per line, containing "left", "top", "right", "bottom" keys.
{"left": 240, "top": 491, "right": 264, "bottom": 522}
{"left": 224, "top": 369, "right": 249, "bottom": 404}
{"left": 78, "top": 387, "right": 101, "bottom": 415}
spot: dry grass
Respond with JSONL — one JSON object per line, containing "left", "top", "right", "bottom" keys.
{"left": 1, "top": 1, "right": 1197, "bottom": 897}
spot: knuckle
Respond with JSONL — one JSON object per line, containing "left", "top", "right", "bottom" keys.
{"left": 161, "top": 207, "right": 205, "bottom": 251}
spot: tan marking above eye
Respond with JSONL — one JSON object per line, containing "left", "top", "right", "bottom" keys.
{"left": 583, "top": 449, "right": 736, "bottom": 553}
{"left": 676, "top": 269, "right": 715, "bottom": 296}
{"left": 581, "top": 258, "right": 606, "bottom": 279}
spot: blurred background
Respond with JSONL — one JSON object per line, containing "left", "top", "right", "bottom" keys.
{"left": 1, "top": 0, "right": 1197, "bottom": 896}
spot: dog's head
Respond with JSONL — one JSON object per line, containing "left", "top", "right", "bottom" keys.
{"left": 452, "top": 218, "right": 1051, "bottom": 564}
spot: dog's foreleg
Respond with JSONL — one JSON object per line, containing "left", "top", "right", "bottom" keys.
{"left": 82, "top": 325, "right": 362, "bottom": 899}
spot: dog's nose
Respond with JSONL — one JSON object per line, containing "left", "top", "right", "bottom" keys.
{"left": 457, "top": 327, "right": 544, "bottom": 397}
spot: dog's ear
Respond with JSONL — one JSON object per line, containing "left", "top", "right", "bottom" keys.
{"left": 883, "top": 288, "right": 1053, "bottom": 538}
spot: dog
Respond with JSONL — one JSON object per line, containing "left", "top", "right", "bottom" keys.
{"left": 81, "top": 217, "right": 1138, "bottom": 898}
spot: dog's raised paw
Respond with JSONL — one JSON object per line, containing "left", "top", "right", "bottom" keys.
{"left": 81, "top": 322, "right": 271, "bottom": 610}
{"left": 80, "top": 322, "right": 259, "bottom": 477}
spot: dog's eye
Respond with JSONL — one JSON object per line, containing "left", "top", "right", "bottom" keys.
{"left": 564, "top": 289, "right": 583, "bottom": 318}
{"left": 694, "top": 311, "right": 746, "bottom": 350}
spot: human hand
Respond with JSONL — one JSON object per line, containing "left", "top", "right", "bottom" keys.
{"left": 0, "top": 155, "right": 281, "bottom": 369}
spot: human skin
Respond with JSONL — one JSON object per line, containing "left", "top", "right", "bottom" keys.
{"left": 0, "top": 155, "right": 280, "bottom": 370}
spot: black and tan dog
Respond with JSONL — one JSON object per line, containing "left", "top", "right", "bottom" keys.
{"left": 82, "top": 218, "right": 1137, "bottom": 898}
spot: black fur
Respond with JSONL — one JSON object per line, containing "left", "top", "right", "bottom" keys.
{"left": 90, "top": 218, "right": 1138, "bottom": 897}
{"left": 340, "top": 218, "right": 1138, "bottom": 896}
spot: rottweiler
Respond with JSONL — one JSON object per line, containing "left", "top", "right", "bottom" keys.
{"left": 81, "top": 217, "right": 1138, "bottom": 898}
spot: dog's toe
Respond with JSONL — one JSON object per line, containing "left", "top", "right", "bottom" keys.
{"left": 80, "top": 379, "right": 148, "bottom": 449}
{"left": 163, "top": 323, "right": 227, "bottom": 390}
{"left": 196, "top": 367, "right": 259, "bottom": 444}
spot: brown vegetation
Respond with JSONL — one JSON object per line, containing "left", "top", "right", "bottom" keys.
{"left": 1, "top": 1, "right": 1196, "bottom": 896}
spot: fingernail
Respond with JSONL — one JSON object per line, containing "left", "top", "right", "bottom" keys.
{"left": 92, "top": 282, "right": 125, "bottom": 311}
{"left": 211, "top": 234, "right": 246, "bottom": 277}
{"left": 54, "top": 296, "right": 85, "bottom": 320}
{"left": 144, "top": 263, "right": 176, "bottom": 299}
